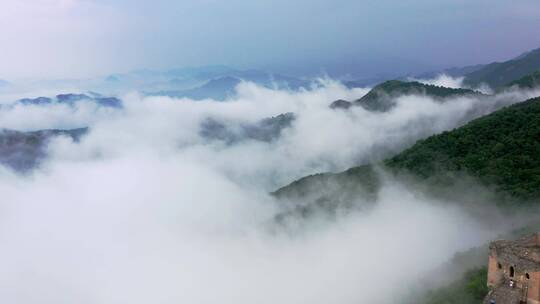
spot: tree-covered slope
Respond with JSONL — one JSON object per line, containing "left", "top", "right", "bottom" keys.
{"left": 277, "top": 97, "right": 540, "bottom": 205}
{"left": 353, "top": 80, "right": 480, "bottom": 112}
{"left": 272, "top": 165, "right": 381, "bottom": 220}
{"left": 419, "top": 267, "right": 488, "bottom": 304}
{"left": 504, "top": 70, "right": 540, "bottom": 90}
{"left": 0, "top": 128, "right": 88, "bottom": 172}
{"left": 386, "top": 97, "right": 540, "bottom": 200}
{"left": 464, "top": 48, "right": 540, "bottom": 89}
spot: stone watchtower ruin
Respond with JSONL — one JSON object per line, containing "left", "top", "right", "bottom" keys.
{"left": 485, "top": 233, "right": 540, "bottom": 304}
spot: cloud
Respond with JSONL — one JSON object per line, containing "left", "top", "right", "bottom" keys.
{"left": 0, "top": 81, "right": 537, "bottom": 303}
{"left": 0, "top": 0, "right": 128, "bottom": 80}
{"left": 0, "top": 165, "right": 503, "bottom": 303}
{"left": 411, "top": 74, "right": 465, "bottom": 89}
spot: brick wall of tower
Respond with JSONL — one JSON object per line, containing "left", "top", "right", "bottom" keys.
{"left": 487, "top": 250, "right": 502, "bottom": 287}
{"left": 527, "top": 271, "right": 540, "bottom": 304}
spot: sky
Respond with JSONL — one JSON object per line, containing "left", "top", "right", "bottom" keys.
{"left": 1, "top": 0, "right": 540, "bottom": 80}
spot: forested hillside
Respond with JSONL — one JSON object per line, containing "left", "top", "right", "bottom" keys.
{"left": 504, "top": 70, "right": 540, "bottom": 90}
{"left": 276, "top": 97, "right": 540, "bottom": 206}
{"left": 330, "top": 80, "right": 481, "bottom": 111}
{"left": 464, "top": 48, "right": 540, "bottom": 89}
{"left": 386, "top": 97, "right": 540, "bottom": 200}
{"left": 0, "top": 128, "right": 88, "bottom": 172}
{"left": 355, "top": 80, "right": 480, "bottom": 112}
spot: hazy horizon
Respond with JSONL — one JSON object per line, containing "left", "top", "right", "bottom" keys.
{"left": 1, "top": 0, "right": 540, "bottom": 80}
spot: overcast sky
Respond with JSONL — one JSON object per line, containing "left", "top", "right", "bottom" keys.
{"left": 1, "top": 0, "right": 540, "bottom": 80}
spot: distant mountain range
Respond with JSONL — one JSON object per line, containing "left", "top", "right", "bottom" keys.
{"left": 147, "top": 70, "right": 312, "bottom": 100}
{"left": 151, "top": 76, "right": 241, "bottom": 100}
{"left": 462, "top": 48, "right": 540, "bottom": 89}
{"left": 164, "top": 65, "right": 239, "bottom": 80}
{"left": 415, "top": 64, "right": 486, "bottom": 80}
{"left": 9, "top": 66, "right": 310, "bottom": 98}
{"left": 4, "top": 46, "right": 540, "bottom": 100}
{"left": 403, "top": 47, "right": 540, "bottom": 91}
{"left": 14, "top": 93, "right": 122, "bottom": 108}
{"left": 333, "top": 47, "right": 540, "bottom": 94}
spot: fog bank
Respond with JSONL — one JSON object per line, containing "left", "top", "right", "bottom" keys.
{"left": 0, "top": 80, "right": 537, "bottom": 303}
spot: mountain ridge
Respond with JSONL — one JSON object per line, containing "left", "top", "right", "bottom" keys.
{"left": 276, "top": 96, "right": 540, "bottom": 213}
{"left": 331, "top": 80, "right": 482, "bottom": 111}
{"left": 463, "top": 48, "right": 540, "bottom": 89}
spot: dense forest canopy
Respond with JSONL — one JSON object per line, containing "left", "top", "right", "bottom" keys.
{"left": 386, "top": 97, "right": 540, "bottom": 200}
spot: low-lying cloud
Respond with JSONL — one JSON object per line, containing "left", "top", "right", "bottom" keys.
{"left": 0, "top": 79, "right": 538, "bottom": 303}
{"left": 411, "top": 74, "right": 465, "bottom": 89}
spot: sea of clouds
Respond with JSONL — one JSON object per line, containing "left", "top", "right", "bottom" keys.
{"left": 0, "top": 78, "right": 538, "bottom": 303}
